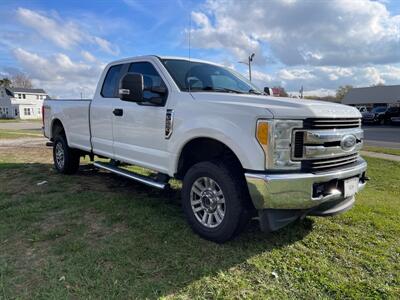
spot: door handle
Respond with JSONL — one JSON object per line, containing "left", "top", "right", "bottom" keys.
{"left": 113, "top": 108, "right": 123, "bottom": 116}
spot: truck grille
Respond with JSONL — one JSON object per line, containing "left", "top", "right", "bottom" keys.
{"left": 292, "top": 118, "right": 362, "bottom": 173}
{"left": 303, "top": 118, "right": 361, "bottom": 129}
{"left": 302, "top": 153, "right": 359, "bottom": 172}
{"left": 293, "top": 131, "right": 304, "bottom": 158}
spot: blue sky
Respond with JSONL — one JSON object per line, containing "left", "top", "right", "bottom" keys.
{"left": 0, "top": 0, "right": 399, "bottom": 98}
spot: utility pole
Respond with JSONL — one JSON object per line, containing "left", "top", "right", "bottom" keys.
{"left": 238, "top": 53, "right": 255, "bottom": 81}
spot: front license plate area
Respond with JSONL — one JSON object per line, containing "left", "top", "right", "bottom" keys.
{"left": 344, "top": 177, "right": 359, "bottom": 198}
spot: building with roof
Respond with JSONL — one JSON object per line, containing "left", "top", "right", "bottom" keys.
{"left": 342, "top": 85, "right": 400, "bottom": 108}
{"left": 0, "top": 87, "right": 48, "bottom": 119}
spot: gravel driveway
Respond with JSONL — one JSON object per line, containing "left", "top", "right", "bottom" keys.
{"left": 0, "top": 121, "right": 42, "bottom": 131}
{"left": 0, "top": 137, "right": 47, "bottom": 148}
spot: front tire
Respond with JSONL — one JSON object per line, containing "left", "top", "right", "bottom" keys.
{"left": 53, "top": 135, "right": 80, "bottom": 174}
{"left": 182, "top": 160, "right": 250, "bottom": 243}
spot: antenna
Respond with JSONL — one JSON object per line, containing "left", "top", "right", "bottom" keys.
{"left": 188, "top": 12, "right": 191, "bottom": 62}
{"left": 188, "top": 12, "right": 192, "bottom": 94}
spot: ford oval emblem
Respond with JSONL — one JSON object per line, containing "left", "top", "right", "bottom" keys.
{"left": 341, "top": 135, "right": 357, "bottom": 151}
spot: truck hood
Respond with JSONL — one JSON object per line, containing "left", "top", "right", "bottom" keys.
{"left": 192, "top": 92, "right": 361, "bottom": 119}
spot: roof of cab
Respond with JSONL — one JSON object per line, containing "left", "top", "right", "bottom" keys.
{"left": 106, "top": 55, "right": 223, "bottom": 68}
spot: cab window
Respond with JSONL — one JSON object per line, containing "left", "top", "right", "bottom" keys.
{"left": 128, "top": 62, "right": 167, "bottom": 104}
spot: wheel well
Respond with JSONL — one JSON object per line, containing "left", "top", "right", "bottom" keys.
{"left": 176, "top": 138, "right": 243, "bottom": 179}
{"left": 51, "top": 119, "right": 65, "bottom": 140}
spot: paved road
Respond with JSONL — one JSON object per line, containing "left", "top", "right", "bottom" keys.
{"left": 362, "top": 125, "right": 400, "bottom": 149}
{"left": 0, "top": 121, "right": 42, "bottom": 130}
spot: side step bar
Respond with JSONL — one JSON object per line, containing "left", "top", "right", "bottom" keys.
{"left": 93, "top": 161, "right": 168, "bottom": 189}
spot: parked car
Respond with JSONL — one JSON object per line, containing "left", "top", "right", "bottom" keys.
{"left": 391, "top": 116, "right": 400, "bottom": 124}
{"left": 362, "top": 106, "right": 388, "bottom": 124}
{"left": 43, "top": 55, "right": 368, "bottom": 242}
{"left": 356, "top": 106, "right": 368, "bottom": 113}
{"left": 383, "top": 107, "right": 400, "bottom": 124}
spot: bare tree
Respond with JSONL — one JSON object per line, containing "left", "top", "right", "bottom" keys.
{"left": 0, "top": 78, "right": 12, "bottom": 88}
{"left": 336, "top": 85, "right": 353, "bottom": 100}
{"left": 11, "top": 74, "right": 33, "bottom": 88}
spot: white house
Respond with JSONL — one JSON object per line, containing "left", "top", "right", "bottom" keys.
{"left": 0, "top": 87, "right": 48, "bottom": 119}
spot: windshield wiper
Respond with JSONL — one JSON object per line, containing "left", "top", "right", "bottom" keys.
{"left": 191, "top": 86, "right": 244, "bottom": 94}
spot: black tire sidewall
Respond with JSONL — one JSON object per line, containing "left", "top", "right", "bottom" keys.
{"left": 182, "top": 161, "right": 245, "bottom": 242}
{"left": 53, "top": 135, "right": 79, "bottom": 174}
{"left": 53, "top": 136, "right": 67, "bottom": 173}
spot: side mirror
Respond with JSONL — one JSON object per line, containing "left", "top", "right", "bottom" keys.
{"left": 144, "top": 86, "right": 167, "bottom": 106}
{"left": 150, "top": 86, "right": 167, "bottom": 94}
{"left": 119, "top": 73, "right": 144, "bottom": 102}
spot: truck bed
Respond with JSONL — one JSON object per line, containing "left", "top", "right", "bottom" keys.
{"left": 43, "top": 99, "right": 92, "bottom": 152}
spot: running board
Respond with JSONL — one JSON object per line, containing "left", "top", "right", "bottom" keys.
{"left": 93, "top": 161, "right": 168, "bottom": 189}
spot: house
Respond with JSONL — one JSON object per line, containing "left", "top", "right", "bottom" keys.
{"left": 0, "top": 87, "right": 48, "bottom": 119}
{"left": 342, "top": 85, "right": 400, "bottom": 109}
{"left": 271, "top": 87, "right": 283, "bottom": 96}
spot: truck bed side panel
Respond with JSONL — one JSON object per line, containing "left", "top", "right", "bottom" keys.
{"left": 44, "top": 99, "right": 92, "bottom": 152}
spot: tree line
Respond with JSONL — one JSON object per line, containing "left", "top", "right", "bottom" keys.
{"left": 0, "top": 74, "right": 33, "bottom": 89}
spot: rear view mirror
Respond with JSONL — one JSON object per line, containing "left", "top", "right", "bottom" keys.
{"left": 119, "top": 73, "right": 144, "bottom": 102}
{"left": 264, "top": 87, "right": 272, "bottom": 95}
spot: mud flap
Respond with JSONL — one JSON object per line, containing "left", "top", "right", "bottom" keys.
{"left": 258, "top": 209, "right": 303, "bottom": 232}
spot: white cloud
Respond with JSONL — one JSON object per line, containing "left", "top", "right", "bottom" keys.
{"left": 16, "top": 7, "right": 119, "bottom": 55}
{"left": 190, "top": 0, "right": 400, "bottom": 66}
{"left": 81, "top": 50, "right": 97, "bottom": 63}
{"left": 16, "top": 8, "right": 82, "bottom": 49}
{"left": 364, "top": 67, "right": 384, "bottom": 85}
{"left": 302, "top": 89, "right": 336, "bottom": 97}
{"left": 381, "top": 65, "right": 400, "bottom": 80}
{"left": 13, "top": 48, "right": 104, "bottom": 98}
{"left": 249, "top": 64, "right": 400, "bottom": 96}
{"left": 278, "top": 69, "right": 315, "bottom": 81}
{"left": 93, "top": 37, "right": 119, "bottom": 56}
{"left": 252, "top": 70, "right": 273, "bottom": 82}
{"left": 188, "top": 11, "right": 266, "bottom": 64}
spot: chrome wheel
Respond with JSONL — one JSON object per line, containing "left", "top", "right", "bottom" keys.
{"left": 55, "top": 142, "right": 65, "bottom": 169}
{"left": 190, "top": 176, "right": 225, "bottom": 228}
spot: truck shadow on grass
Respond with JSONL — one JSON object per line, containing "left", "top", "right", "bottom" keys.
{"left": 0, "top": 162, "right": 314, "bottom": 299}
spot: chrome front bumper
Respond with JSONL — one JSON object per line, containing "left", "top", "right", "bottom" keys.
{"left": 245, "top": 158, "right": 367, "bottom": 210}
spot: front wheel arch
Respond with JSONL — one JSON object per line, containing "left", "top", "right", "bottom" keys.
{"left": 175, "top": 137, "right": 244, "bottom": 179}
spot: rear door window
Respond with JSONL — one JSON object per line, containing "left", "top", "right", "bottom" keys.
{"left": 101, "top": 64, "right": 123, "bottom": 98}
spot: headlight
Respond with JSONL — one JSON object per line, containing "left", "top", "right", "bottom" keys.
{"left": 256, "top": 119, "right": 303, "bottom": 170}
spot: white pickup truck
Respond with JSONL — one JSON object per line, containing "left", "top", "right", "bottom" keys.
{"left": 43, "top": 55, "right": 368, "bottom": 242}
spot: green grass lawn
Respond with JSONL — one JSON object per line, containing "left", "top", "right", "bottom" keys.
{"left": 0, "top": 150, "right": 399, "bottom": 299}
{"left": 363, "top": 145, "right": 400, "bottom": 156}
{"left": 0, "top": 129, "right": 43, "bottom": 139}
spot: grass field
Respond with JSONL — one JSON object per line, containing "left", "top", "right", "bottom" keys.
{"left": 0, "top": 129, "right": 43, "bottom": 139}
{"left": 0, "top": 146, "right": 399, "bottom": 299}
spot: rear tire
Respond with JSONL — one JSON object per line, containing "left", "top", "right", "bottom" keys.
{"left": 181, "top": 160, "right": 250, "bottom": 243}
{"left": 53, "top": 135, "right": 80, "bottom": 174}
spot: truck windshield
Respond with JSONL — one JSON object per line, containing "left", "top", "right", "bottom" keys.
{"left": 160, "top": 59, "right": 262, "bottom": 94}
